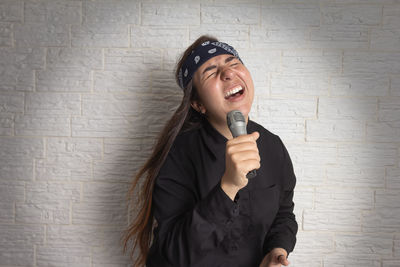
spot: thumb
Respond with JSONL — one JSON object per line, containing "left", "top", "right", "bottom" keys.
{"left": 250, "top": 131, "right": 260, "bottom": 141}
{"left": 278, "top": 255, "right": 290, "bottom": 266}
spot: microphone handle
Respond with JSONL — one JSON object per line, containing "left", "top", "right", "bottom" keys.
{"left": 227, "top": 110, "right": 257, "bottom": 179}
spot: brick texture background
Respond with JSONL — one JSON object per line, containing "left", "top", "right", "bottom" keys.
{"left": 0, "top": 0, "right": 399, "bottom": 266}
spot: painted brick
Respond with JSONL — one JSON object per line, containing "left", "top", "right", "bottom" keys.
{"left": 387, "top": 168, "right": 400, "bottom": 189}
{"left": 291, "top": 163, "right": 326, "bottom": 187}
{"left": 24, "top": 0, "right": 81, "bottom": 25}
{"left": 0, "top": 0, "right": 23, "bottom": 22}
{"left": 0, "top": 137, "right": 44, "bottom": 160}
{"left": 0, "top": 47, "right": 45, "bottom": 91}
{"left": 250, "top": 26, "right": 309, "bottom": 49}
{"left": 83, "top": 93, "right": 139, "bottom": 117}
{"left": 0, "top": 158, "right": 34, "bottom": 181}
{"left": 46, "top": 225, "right": 104, "bottom": 249}
{"left": 104, "top": 48, "right": 163, "bottom": 72}
{"left": 282, "top": 50, "right": 342, "bottom": 74}
{"left": 383, "top": 261, "right": 400, "bottom": 267}
{"left": 72, "top": 202, "right": 127, "bottom": 225}
{"left": 36, "top": 245, "right": 91, "bottom": 267}
{"left": 240, "top": 50, "right": 281, "bottom": 75}
{"left": 26, "top": 181, "right": 81, "bottom": 203}
{"left": 142, "top": 3, "right": 200, "bottom": 26}
{"left": 293, "top": 187, "right": 314, "bottom": 211}
{"left": 47, "top": 48, "right": 102, "bottom": 71}
{"left": 240, "top": 49, "right": 281, "bottom": 88}
{"left": 71, "top": 24, "right": 130, "bottom": 48}
{"left": 286, "top": 142, "right": 337, "bottom": 166}
{"left": 36, "top": 69, "right": 91, "bottom": 92}
{"left": 0, "top": 244, "right": 34, "bottom": 266}
{"left": 189, "top": 25, "right": 249, "bottom": 49}
{"left": 94, "top": 70, "right": 151, "bottom": 93}
{"left": 343, "top": 51, "right": 400, "bottom": 74}
{"left": 294, "top": 231, "right": 334, "bottom": 254}
{"left": 378, "top": 97, "right": 400, "bottom": 127}
{"left": 0, "top": 202, "right": 14, "bottom": 222}
{"left": 25, "top": 92, "right": 81, "bottom": 115}
{"left": 151, "top": 70, "right": 184, "bottom": 95}
{"left": 375, "top": 189, "right": 400, "bottom": 208}
{"left": 315, "top": 187, "right": 373, "bottom": 211}
{"left": 324, "top": 254, "right": 380, "bottom": 267}
{"left": 306, "top": 119, "right": 365, "bottom": 142}
{"left": 35, "top": 156, "right": 92, "bottom": 181}
{"left": 395, "top": 234, "right": 400, "bottom": 258}
{"left": 318, "top": 97, "right": 377, "bottom": 121}
{"left": 309, "top": 25, "right": 369, "bottom": 49}
{"left": 331, "top": 74, "right": 390, "bottom": 96}
{"left": 0, "top": 22, "right": 12, "bottom": 46}
{"left": 303, "top": 210, "right": 361, "bottom": 231}
{"left": 0, "top": 91, "right": 24, "bottom": 113}
{"left": 326, "top": 166, "right": 385, "bottom": 188}
{"left": 92, "top": 245, "right": 131, "bottom": 266}
{"left": 290, "top": 254, "right": 322, "bottom": 267}
{"left": 0, "top": 181, "right": 25, "bottom": 202}
{"left": 0, "top": 114, "right": 13, "bottom": 136}
{"left": 258, "top": 97, "right": 317, "bottom": 119}
{"left": 367, "top": 121, "right": 400, "bottom": 143}
{"left": 382, "top": 4, "right": 400, "bottom": 28}
{"left": 371, "top": 28, "right": 400, "bottom": 51}
{"left": 257, "top": 117, "right": 305, "bottom": 142}
{"left": 47, "top": 225, "right": 105, "bottom": 246}
{"left": 261, "top": 3, "right": 320, "bottom": 28}
{"left": 15, "top": 114, "right": 70, "bottom": 136}
{"left": 83, "top": 0, "right": 139, "bottom": 25}
{"left": 47, "top": 137, "right": 102, "bottom": 160}
{"left": 93, "top": 138, "right": 153, "bottom": 182}
{"left": 16, "top": 201, "right": 70, "bottom": 224}
{"left": 82, "top": 182, "right": 127, "bottom": 203}
{"left": 335, "top": 233, "right": 393, "bottom": 256}
{"left": 14, "top": 22, "right": 69, "bottom": 47}
{"left": 321, "top": 4, "right": 382, "bottom": 25}
{"left": 271, "top": 74, "right": 330, "bottom": 96}
{"left": 338, "top": 143, "right": 397, "bottom": 167}
{"left": 202, "top": 4, "right": 259, "bottom": 25}
{"left": 362, "top": 207, "right": 400, "bottom": 232}
{"left": 162, "top": 48, "right": 183, "bottom": 71}
{"left": 0, "top": 224, "right": 44, "bottom": 244}
{"left": 391, "top": 75, "right": 400, "bottom": 96}
{"left": 71, "top": 116, "right": 147, "bottom": 138}
{"left": 131, "top": 26, "right": 188, "bottom": 48}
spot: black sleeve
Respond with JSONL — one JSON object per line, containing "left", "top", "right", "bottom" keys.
{"left": 151, "top": 150, "right": 241, "bottom": 266}
{"left": 263, "top": 136, "right": 298, "bottom": 256}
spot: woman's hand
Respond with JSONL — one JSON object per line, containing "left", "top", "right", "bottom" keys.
{"left": 259, "top": 248, "right": 290, "bottom": 267}
{"left": 221, "top": 131, "right": 260, "bottom": 200}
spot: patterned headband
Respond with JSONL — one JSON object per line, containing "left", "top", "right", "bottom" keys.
{"left": 178, "top": 40, "right": 243, "bottom": 90}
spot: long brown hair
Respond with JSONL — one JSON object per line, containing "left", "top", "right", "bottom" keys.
{"left": 123, "top": 35, "right": 218, "bottom": 266}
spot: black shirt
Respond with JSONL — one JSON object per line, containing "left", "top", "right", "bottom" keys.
{"left": 147, "top": 119, "right": 298, "bottom": 267}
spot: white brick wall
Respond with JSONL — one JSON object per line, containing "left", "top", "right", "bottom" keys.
{"left": 0, "top": 0, "right": 399, "bottom": 266}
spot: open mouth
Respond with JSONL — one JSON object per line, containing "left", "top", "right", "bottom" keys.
{"left": 224, "top": 85, "right": 244, "bottom": 100}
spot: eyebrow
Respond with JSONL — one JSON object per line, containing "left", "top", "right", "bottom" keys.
{"left": 202, "top": 56, "right": 237, "bottom": 75}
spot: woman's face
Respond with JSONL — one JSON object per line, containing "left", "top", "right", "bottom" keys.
{"left": 192, "top": 54, "right": 255, "bottom": 127}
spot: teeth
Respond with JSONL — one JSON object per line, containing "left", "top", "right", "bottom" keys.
{"left": 225, "top": 86, "right": 243, "bottom": 98}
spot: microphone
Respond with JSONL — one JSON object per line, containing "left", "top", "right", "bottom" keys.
{"left": 226, "top": 110, "right": 257, "bottom": 179}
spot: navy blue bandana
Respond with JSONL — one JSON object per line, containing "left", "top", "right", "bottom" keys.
{"left": 178, "top": 41, "right": 243, "bottom": 90}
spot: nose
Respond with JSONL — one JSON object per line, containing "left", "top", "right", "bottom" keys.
{"left": 220, "top": 66, "right": 234, "bottom": 81}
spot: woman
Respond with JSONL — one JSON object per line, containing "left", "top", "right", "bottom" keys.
{"left": 123, "top": 35, "right": 298, "bottom": 267}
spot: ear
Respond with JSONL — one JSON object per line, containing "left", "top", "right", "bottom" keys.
{"left": 191, "top": 101, "right": 206, "bottom": 114}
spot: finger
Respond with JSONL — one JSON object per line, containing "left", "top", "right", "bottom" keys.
{"left": 278, "top": 255, "right": 290, "bottom": 266}
{"left": 227, "top": 141, "right": 259, "bottom": 154}
{"left": 228, "top": 131, "right": 259, "bottom": 144}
